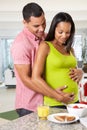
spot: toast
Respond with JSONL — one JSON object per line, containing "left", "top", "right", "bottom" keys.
{"left": 54, "top": 115, "right": 75, "bottom": 122}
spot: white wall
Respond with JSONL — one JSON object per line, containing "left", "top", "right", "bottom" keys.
{"left": 0, "top": 0, "right": 87, "bottom": 37}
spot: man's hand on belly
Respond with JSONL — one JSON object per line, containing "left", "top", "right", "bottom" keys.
{"left": 55, "top": 85, "right": 68, "bottom": 95}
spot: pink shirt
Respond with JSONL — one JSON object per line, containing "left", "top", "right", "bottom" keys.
{"left": 11, "top": 27, "right": 45, "bottom": 111}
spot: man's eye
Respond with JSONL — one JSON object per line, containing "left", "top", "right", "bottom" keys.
{"left": 33, "top": 25, "right": 39, "bottom": 28}
{"left": 66, "top": 32, "right": 70, "bottom": 34}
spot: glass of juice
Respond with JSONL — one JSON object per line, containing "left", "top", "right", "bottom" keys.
{"left": 37, "top": 105, "right": 49, "bottom": 120}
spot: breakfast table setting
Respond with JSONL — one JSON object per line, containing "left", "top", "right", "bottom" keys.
{"left": 0, "top": 104, "right": 87, "bottom": 130}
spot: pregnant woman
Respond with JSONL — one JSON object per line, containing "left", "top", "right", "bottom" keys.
{"left": 32, "top": 12, "right": 82, "bottom": 108}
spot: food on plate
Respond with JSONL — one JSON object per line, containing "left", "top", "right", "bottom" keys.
{"left": 54, "top": 115, "right": 75, "bottom": 122}
{"left": 67, "top": 103, "right": 87, "bottom": 117}
{"left": 73, "top": 105, "right": 84, "bottom": 108}
{"left": 54, "top": 115, "right": 65, "bottom": 122}
{"left": 73, "top": 105, "right": 79, "bottom": 108}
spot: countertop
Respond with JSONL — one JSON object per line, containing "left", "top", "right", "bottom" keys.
{"left": 0, "top": 108, "right": 87, "bottom": 130}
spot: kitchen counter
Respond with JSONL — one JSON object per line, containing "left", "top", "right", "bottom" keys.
{"left": 0, "top": 118, "right": 10, "bottom": 126}
{"left": 0, "top": 108, "right": 87, "bottom": 130}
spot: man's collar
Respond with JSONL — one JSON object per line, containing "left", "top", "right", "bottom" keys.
{"left": 23, "top": 27, "right": 45, "bottom": 41}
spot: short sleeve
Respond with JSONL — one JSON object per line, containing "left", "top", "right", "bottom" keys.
{"left": 11, "top": 41, "right": 31, "bottom": 64}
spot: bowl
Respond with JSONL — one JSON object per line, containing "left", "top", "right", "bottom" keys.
{"left": 67, "top": 103, "right": 87, "bottom": 117}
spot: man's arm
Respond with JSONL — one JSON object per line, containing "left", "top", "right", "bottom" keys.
{"left": 15, "top": 63, "right": 67, "bottom": 102}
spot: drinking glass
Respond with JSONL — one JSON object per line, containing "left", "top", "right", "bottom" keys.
{"left": 37, "top": 104, "right": 49, "bottom": 120}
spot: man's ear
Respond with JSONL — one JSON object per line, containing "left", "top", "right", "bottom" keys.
{"left": 23, "top": 20, "right": 26, "bottom": 24}
{"left": 23, "top": 20, "right": 28, "bottom": 27}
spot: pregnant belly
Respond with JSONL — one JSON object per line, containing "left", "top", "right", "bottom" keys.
{"left": 46, "top": 69, "right": 78, "bottom": 94}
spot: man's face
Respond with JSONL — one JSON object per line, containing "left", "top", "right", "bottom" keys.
{"left": 25, "top": 13, "right": 46, "bottom": 38}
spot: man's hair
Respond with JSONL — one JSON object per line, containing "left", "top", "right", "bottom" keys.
{"left": 22, "top": 2, "right": 44, "bottom": 22}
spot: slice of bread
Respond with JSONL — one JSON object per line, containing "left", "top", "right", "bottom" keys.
{"left": 54, "top": 115, "right": 65, "bottom": 122}
{"left": 66, "top": 116, "right": 75, "bottom": 121}
{"left": 54, "top": 115, "right": 75, "bottom": 122}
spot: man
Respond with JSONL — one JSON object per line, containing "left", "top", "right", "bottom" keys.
{"left": 11, "top": 2, "right": 83, "bottom": 117}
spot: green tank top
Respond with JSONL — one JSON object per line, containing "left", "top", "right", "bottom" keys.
{"left": 44, "top": 42, "right": 78, "bottom": 106}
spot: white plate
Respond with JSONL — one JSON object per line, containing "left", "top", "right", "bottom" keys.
{"left": 47, "top": 113, "right": 79, "bottom": 124}
{"left": 80, "top": 117, "right": 87, "bottom": 128}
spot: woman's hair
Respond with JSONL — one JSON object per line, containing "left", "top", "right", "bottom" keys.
{"left": 45, "top": 12, "right": 75, "bottom": 52}
{"left": 22, "top": 2, "right": 44, "bottom": 22}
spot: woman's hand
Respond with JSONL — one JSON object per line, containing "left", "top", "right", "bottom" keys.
{"left": 56, "top": 86, "right": 74, "bottom": 103}
{"left": 69, "top": 68, "right": 84, "bottom": 83}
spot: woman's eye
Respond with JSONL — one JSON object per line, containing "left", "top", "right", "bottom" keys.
{"left": 59, "top": 32, "right": 62, "bottom": 34}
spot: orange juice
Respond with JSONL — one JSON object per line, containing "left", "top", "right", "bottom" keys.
{"left": 37, "top": 105, "right": 49, "bottom": 120}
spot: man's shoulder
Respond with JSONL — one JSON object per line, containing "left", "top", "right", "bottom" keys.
{"left": 12, "top": 32, "right": 35, "bottom": 52}
{"left": 15, "top": 30, "right": 26, "bottom": 41}
{"left": 13, "top": 30, "right": 30, "bottom": 47}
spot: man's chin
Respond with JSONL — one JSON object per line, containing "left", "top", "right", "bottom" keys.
{"left": 36, "top": 35, "right": 43, "bottom": 39}
{"left": 38, "top": 32, "right": 44, "bottom": 37}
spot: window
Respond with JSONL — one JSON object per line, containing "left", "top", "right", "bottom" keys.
{"left": 0, "top": 38, "right": 14, "bottom": 81}
{"left": 73, "top": 35, "right": 83, "bottom": 61}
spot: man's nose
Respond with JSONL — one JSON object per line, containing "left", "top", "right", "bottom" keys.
{"left": 39, "top": 26, "right": 44, "bottom": 31}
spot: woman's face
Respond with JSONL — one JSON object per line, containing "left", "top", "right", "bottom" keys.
{"left": 55, "top": 22, "right": 71, "bottom": 45}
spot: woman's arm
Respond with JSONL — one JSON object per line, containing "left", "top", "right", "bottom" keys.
{"left": 32, "top": 42, "right": 74, "bottom": 103}
{"left": 69, "top": 48, "right": 84, "bottom": 83}
{"left": 69, "top": 68, "right": 84, "bottom": 83}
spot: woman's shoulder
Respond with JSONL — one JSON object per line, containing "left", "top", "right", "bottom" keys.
{"left": 40, "top": 41, "right": 50, "bottom": 49}
{"left": 39, "top": 41, "right": 50, "bottom": 54}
